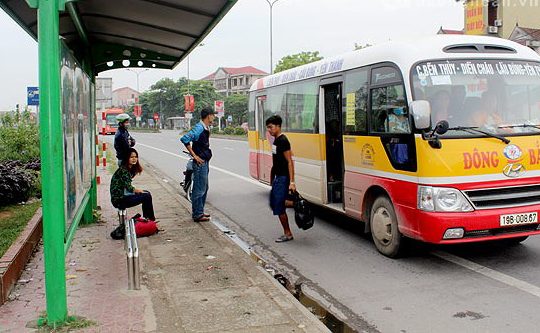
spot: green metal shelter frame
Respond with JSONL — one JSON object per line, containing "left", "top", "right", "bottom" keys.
{"left": 0, "top": 0, "right": 237, "bottom": 326}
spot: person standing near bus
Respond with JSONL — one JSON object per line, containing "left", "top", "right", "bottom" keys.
{"left": 114, "top": 113, "right": 136, "bottom": 166}
{"left": 266, "top": 115, "right": 296, "bottom": 243}
{"left": 180, "top": 107, "right": 215, "bottom": 222}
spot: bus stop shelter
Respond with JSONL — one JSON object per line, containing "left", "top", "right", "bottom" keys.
{"left": 0, "top": 0, "right": 237, "bottom": 326}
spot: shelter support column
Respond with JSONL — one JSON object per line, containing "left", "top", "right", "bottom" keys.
{"left": 37, "top": 0, "right": 68, "bottom": 325}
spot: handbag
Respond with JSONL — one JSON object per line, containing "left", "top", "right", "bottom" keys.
{"left": 110, "top": 223, "right": 125, "bottom": 240}
{"left": 291, "top": 191, "right": 314, "bottom": 230}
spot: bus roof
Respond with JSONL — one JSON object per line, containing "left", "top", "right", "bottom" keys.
{"left": 103, "top": 108, "right": 125, "bottom": 113}
{"left": 250, "top": 35, "right": 540, "bottom": 92}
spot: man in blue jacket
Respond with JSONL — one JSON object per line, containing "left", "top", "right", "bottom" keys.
{"left": 180, "top": 108, "right": 215, "bottom": 222}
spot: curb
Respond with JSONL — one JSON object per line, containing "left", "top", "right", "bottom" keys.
{"left": 0, "top": 207, "right": 42, "bottom": 305}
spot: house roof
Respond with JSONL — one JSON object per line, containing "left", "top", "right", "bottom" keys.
{"left": 0, "top": 0, "right": 238, "bottom": 74}
{"left": 517, "top": 27, "right": 540, "bottom": 41}
{"left": 201, "top": 66, "right": 268, "bottom": 80}
{"left": 437, "top": 27, "right": 464, "bottom": 35}
{"left": 112, "top": 87, "right": 139, "bottom": 94}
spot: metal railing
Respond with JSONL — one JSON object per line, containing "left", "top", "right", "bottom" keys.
{"left": 119, "top": 209, "right": 140, "bottom": 290}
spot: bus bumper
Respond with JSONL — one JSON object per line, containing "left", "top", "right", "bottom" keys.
{"left": 414, "top": 206, "right": 540, "bottom": 244}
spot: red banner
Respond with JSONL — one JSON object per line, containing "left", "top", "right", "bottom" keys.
{"left": 133, "top": 104, "right": 142, "bottom": 117}
{"left": 184, "top": 95, "right": 195, "bottom": 112}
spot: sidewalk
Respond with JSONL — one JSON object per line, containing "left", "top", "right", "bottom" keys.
{"left": 0, "top": 161, "right": 329, "bottom": 332}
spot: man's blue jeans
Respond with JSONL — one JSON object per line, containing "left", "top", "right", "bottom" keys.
{"left": 191, "top": 161, "right": 209, "bottom": 219}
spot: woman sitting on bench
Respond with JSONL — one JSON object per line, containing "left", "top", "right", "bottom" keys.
{"left": 110, "top": 148, "right": 155, "bottom": 221}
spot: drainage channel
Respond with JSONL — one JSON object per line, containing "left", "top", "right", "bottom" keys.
{"left": 212, "top": 218, "right": 362, "bottom": 333}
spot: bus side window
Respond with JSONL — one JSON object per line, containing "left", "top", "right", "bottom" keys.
{"left": 370, "top": 85, "right": 410, "bottom": 134}
{"left": 343, "top": 69, "right": 368, "bottom": 134}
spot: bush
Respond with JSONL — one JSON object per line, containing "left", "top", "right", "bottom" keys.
{"left": 223, "top": 127, "right": 235, "bottom": 135}
{"left": 0, "top": 111, "right": 40, "bottom": 162}
{"left": 0, "top": 160, "right": 35, "bottom": 206}
{"left": 234, "top": 127, "right": 246, "bottom": 135}
{"left": 210, "top": 127, "right": 221, "bottom": 134}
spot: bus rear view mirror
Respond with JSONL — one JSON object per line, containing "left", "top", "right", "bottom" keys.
{"left": 409, "top": 100, "right": 431, "bottom": 130}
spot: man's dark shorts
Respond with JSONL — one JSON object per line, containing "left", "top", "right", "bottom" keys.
{"left": 270, "top": 176, "right": 289, "bottom": 215}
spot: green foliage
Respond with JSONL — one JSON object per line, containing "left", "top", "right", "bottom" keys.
{"left": 274, "top": 51, "right": 323, "bottom": 73}
{"left": 224, "top": 94, "right": 248, "bottom": 126}
{"left": 0, "top": 111, "right": 40, "bottom": 162}
{"left": 0, "top": 200, "right": 40, "bottom": 258}
{"left": 234, "top": 127, "right": 246, "bottom": 135}
{"left": 223, "top": 127, "right": 236, "bottom": 135}
{"left": 37, "top": 314, "right": 96, "bottom": 332}
{"left": 139, "top": 78, "right": 222, "bottom": 123}
{"left": 210, "top": 126, "right": 221, "bottom": 134}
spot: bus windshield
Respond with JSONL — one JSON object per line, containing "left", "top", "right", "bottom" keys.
{"left": 106, "top": 114, "right": 119, "bottom": 126}
{"left": 412, "top": 59, "right": 540, "bottom": 137}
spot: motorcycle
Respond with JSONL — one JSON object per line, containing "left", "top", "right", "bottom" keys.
{"left": 180, "top": 151, "right": 194, "bottom": 202}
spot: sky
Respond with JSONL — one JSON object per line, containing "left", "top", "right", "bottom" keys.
{"left": 0, "top": 0, "right": 464, "bottom": 110}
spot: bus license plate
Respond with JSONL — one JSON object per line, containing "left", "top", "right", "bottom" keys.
{"left": 499, "top": 212, "right": 538, "bottom": 226}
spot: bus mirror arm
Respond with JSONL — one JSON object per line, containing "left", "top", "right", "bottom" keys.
{"left": 426, "top": 120, "right": 449, "bottom": 149}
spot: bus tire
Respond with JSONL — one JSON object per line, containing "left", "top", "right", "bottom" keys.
{"left": 370, "top": 196, "right": 403, "bottom": 258}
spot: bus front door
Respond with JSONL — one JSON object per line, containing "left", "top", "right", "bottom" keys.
{"left": 322, "top": 83, "right": 344, "bottom": 204}
{"left": 256, "top": 96, "right": 272, "bottom": 184}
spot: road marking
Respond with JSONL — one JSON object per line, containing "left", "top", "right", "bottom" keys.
{"left": 224, "top": 147, "right": 234, "bottom": 151}
{"left": 136, "top": 142, "right": 269, "bottom": 189}
{"left": 433, "top": 251, "right": 540, "bottom": 298}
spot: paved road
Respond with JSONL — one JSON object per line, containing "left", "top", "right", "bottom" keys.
{"left": 105, "top": 130, "right": 540, "bottom": 333}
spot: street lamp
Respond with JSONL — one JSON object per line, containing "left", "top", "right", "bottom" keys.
{"left": 126, "top": 68, "right": 149, "bottom": 127}
{"left": 265, "top": 0, "right": 282, "bottom": 74}
{"left": 126, "top": 68, "right": 149, "bottom": 94}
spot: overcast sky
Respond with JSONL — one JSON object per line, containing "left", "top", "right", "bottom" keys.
{"left": 0, "top": 0, "right": 464, "bottom": 110}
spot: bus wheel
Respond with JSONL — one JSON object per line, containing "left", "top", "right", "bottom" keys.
{"left": 370, "top": 196, "right": 403, "bottom": 258}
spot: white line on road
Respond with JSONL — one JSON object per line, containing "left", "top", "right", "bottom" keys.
{"left": 433, "top": 251, "right": 540, "bottom": 298}
{"left": 136, "top": 142, "right": 269, "bottom": 189}
{"left": 224, "top": 147, "right": 234, "bottom": 151}
{"left": 139, "top": 142, "right": 540, "bottom": 299}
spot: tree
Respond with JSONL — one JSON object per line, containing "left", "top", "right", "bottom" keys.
{"left": 138, "top": 77, "right": 222, "bottom": 124}
{"left": 274, "top": 51, "right": 323, "bottom": 73}
{"left": 224, "top": 94, "right": 249, "bottom": 126}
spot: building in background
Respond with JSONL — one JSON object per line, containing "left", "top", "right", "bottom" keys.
{"left": 201, "top": 66, "right": 268, "bottom": 96}
{"left": 462, "top": 0, "right": 540, "bottom": 39}
{"left": 112, "top": 87, "right": 139, "bottom": 109}
{"left": 509, "top": 26, "right": 540, "bottom": 54}
{"left": 96, "top": 78, "right": 112, "bottom": 111}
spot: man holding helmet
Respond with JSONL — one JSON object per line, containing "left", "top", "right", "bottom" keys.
{"left": 114, "top": 113, "right": 136, "bottom": 166}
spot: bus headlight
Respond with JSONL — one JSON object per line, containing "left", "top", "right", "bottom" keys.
{"left": 418, "top": 186, "right": 473, "bottom": 212}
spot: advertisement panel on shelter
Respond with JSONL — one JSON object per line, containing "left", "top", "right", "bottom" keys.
{"left": 61, "top": 43, "right": 92, "bottom": 229}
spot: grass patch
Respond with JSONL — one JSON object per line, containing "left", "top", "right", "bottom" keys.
{"left": 129, "top": 127, "right": 160, "bottom": 133}
{"left": 0, "top": 200, "right": 41, "bottom": 258}
{"left": 35, "top": 314, "right": 96, "bottom": 332}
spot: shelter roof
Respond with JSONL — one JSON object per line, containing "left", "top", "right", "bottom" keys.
{"left": 0, "top": 0, "right": 237, "bottom": 74}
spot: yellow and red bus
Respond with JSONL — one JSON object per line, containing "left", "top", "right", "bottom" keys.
{"left": 99, "top": 108, "right": 125, "bottom": 135}
{"left": 248, "top": 35, "right": 540, "bottom": 257}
